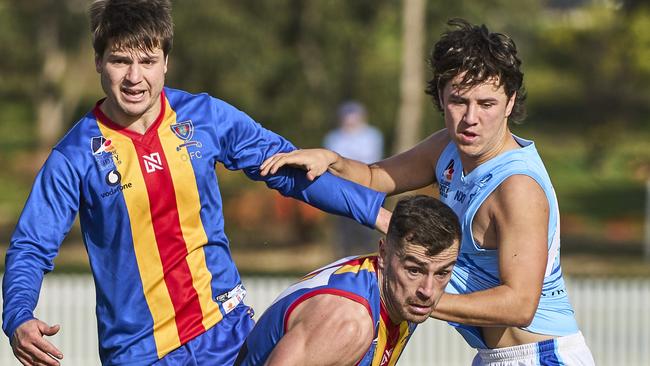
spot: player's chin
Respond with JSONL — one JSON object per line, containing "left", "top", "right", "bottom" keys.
{"left": 404, "top": 306, "right": 433, "bottom": 323}
{"left": 405, "top": 313, "right": 430, "bottom": 324}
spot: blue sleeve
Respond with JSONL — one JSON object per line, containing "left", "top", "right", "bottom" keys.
{"left": 216, "top": 104, "right": 385, "bottom": 228}
{"left": 2, "top": 150, "right": 80, "bottom": 341}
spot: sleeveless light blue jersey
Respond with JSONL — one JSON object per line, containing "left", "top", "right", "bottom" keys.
{"left": 235, "top": 255, "right": 417, "bottom": 366}
{"left": 435, "top": 135, "right": 579, "bottom": 349}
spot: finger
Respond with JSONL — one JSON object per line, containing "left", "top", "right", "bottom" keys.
{"left": 260, "top": 157, "right": 273, "bottom": 173}
{"left": 260, "top": 153, "right": 286, "bottom": 171}
{"left": 40, "top": 324, "right": 60, "bottom": 337}
{"left": 261, "top": 155, "right": 285, "bottom": 176}
{"left": 33, "top": 337, "right": 63, "bottom": 360}
{"left": 14, "top": 348, "right": 33, "bottom": 366}
{"left": 266, "top": 158, "right": 288, "bottom": 175}
{"left": 39, "top": 355, "right": 62, "bottom": 366}
{"left": 260, "top": 157, "right": 279, "bottom": 176}
{"left": 268, "top": 159, "right": 285, "bottom": 175}
{"left": 24, "top": 345, "right": 60, "bottom": 366}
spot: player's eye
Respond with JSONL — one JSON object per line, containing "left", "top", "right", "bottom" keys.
{"left": 407, "top": 267, "right": 421, "bottom": 276}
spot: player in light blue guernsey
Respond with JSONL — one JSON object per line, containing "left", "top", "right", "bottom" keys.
{"left": 235, "top": 196, "right": 460, "bottom": 366}
{"left": 261, "top": 19, "right": 595, "bottom": 366}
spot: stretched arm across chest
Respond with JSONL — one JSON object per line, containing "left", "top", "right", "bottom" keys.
{"left": 431, "top": 174, "right": 549, "bottom": 327}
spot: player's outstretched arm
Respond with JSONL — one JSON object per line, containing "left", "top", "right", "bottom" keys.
{"left": 11, "top": 319, "right": 63, "bottom": 366}
{"left": 260, "top": 129, "right": 450, "bottom": 195}
{"left": 265, "top": 294, "right": 374, "bottom": 366}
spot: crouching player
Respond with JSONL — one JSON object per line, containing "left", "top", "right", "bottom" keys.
{"left": 235, "top": 195, "right": 461, "bottom": 366}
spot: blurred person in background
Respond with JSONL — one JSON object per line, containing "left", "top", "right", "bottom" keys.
{"left": 323, "top": 101, "right": 384, "bottom": 256}
{"left": 234, "top": 195, "right": 460, "bottom": 366}
{"left": 261, "top": 18, "right": 595, "bottom": 365}
{"left": 1, "top": 1, "right": 389, "bottom": 365}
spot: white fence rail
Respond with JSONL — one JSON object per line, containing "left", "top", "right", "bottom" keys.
{"left": 1, "top": 275, "right": 649, "bottom": 365}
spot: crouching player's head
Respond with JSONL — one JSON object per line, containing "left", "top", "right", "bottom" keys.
{"left": 379, "top": 195, "right": 461, "bottom": 324}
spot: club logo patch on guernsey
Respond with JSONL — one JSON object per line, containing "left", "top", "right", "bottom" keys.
{"left": 91, "top": 136, "right": 115, "bottom": 155}
{"left": 443, "top": 159, "right": 455, "bottom": 181}
{"left": 91, "top": 136, "right": 120, "bottom": 171}
{"left": 171, "top": 120, "right": 203, "bottom": 151}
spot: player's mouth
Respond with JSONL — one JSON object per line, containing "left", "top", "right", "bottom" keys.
{"left": 458, "top": 130, "right": 478, "bottom": 144}
{"left": 121, "top": 88, "right": 146, "bottom": 102}
{"left": 408, "top": 302, "right": 432, "bottom": 315}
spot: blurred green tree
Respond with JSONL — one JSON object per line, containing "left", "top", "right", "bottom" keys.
{"left": 0, "top": 0, "right": 93, "bottom": 155}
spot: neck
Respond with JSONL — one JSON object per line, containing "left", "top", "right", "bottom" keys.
{"left": 99, "top": 94, "right": 162, "bottom": 134}
{"left": 461, "top": 131, "right": 519, "bottom": 174}
{"left": 377, "top": 266, "right": 402, "bottom": 325}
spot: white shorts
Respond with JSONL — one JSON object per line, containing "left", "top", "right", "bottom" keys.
{"left": 471, "top": 332, "right": 595, "bottom": 366}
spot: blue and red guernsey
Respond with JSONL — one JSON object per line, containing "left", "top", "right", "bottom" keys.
{"left": 236, "top": 255, "right": 417, "bottom": 366}
{"left": 2, "top": 88, "right": 385, "bottom": 365}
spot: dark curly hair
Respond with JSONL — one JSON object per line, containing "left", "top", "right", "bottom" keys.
{"left": 426, "top": 18, "right": 527, "bottom": 123}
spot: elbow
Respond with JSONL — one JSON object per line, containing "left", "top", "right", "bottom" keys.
{"left": 511, "top": 312, "right": 535, "bottom": 328}
{"left": 509, "top": 298, "right": 539, "bottom": 327}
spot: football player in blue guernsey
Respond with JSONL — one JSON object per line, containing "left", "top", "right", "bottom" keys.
{"left": 234, "top": 195, "right": 460, "bottom": 366}
{"left": 261, "top": 19, "right": 595, "bottom": 365}
{"left": 2, "top": 1, "right": 390, "bottom": 365}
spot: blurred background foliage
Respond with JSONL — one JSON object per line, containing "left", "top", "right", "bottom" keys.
{"left": 1, "top": 0, "right": 649, "bottom": 274}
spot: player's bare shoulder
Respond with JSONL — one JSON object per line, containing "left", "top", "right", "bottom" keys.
{"left": 493, "top": 175, "right": 547, "bottom": 212}
{"left": 474, "top": 174, "right": 549, "bottom": 250}
{"left": 484, "top": 175, "right": 550, "bottom": 240}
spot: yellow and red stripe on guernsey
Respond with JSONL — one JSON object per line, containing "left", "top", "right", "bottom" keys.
{"left": 372, "top": 301, "right": 412, "bottom": 366}
{"left": 96, "top": 95, "right": 220, "bottom": 358}
{"left": 309, "top": 255, "right": 410, "bottom": 366}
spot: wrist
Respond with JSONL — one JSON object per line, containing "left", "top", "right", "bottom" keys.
{"left": 326, "top": 150, "right": 343, "bottom": 170}
{"left": 375, "top": 207, "right": 391, "bottom": 234}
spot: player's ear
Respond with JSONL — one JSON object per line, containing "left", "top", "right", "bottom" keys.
{"left": 505, "top": 92, "right": 516, "bottom": 118}
{"left": 378, "top": 238, "right": 386, "bottom": 270}
{"left": 95, "top": 54, "right": 103, "bottom": 73}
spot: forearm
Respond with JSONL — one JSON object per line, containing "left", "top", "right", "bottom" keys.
{"left": 268, "top": 169, "right": 385, "bottom": 229}
{"left": 3, "top": 223, "right": 63, "bottom": 340}
{"left": 2, "top": 150, "right": 79, "bottom": 340}
{"left": 2, "top": 248, "right": 46, "bottom": 339}
{"left": 431, "top": 286, "right": 539, "bottom": 327}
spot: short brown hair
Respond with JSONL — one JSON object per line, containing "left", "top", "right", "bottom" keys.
{"left": 386, "top": 195, "right": 460, "bottom": 257}
{"left": 426, "top": 18, "right": 527, "bottom": 123}
{"left": 90, "top": 0, "right": 174, "bottom": 57}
